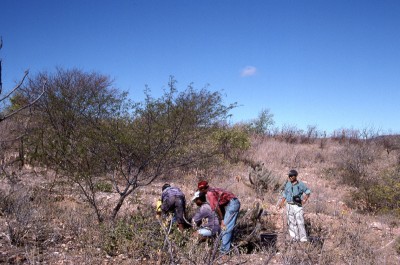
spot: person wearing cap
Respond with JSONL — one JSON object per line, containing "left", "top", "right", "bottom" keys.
{"left": 191, "top": 191, "right": 221, "bottom": 241}
{"left": 159, "top": 183, "right": 187, "bottom": 231}
{"left": 278, "top": 169, "right": 311, "bottom": 242}
{"left": 197, "top": 180, "right": 240, "bottom": 254}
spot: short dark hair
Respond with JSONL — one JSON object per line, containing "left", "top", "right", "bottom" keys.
{"left": 162, "top": 183, "right": 171, "bottom": 191}
{"left": 198, "top": 192, "right": 206, "bottom": 202}
{"left": 288, "top": 169, "right": 298, "bottom": 177}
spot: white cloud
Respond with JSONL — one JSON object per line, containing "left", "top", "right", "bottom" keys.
{"left": 240, "top": 66, "right": 257, "bottom": 77}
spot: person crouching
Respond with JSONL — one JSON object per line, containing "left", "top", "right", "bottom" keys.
{"left": 159, "top": 183, "right": 187, "bottom": 232}
{"left": 192, "top": 191, "right": 221, "bottom": 242}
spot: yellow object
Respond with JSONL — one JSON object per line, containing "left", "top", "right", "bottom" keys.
{"left": 163, "top": 219, "right": 169, "bottom": 227}
{"left": 156, "top": 199, "right": 162, "bottom": 213}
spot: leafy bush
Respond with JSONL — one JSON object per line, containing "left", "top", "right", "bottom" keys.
{"left": 247, "top": 108, "right": 275, "bottom": 136}
{"left": 100, "top": 211, "right": 163, "bottom": 258}
{"left": 352, "top": 168, "right": 400, "bottom": 215}
{"left": 212, "top": 125, "right": 251, "bottom": 162}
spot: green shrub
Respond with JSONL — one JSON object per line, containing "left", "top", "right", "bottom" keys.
{"left": 95, "top": 181, "right": 113, "bottom": 193}
{"left": 101, "top": 211, "right": 164, "bottom": 258}
{"left": 212, "top": 126, "right": 251, "bottom": 162}
{"left": 247, "top": 108, "right": 275, "bottom": 136}
{"left": 352, "top": 168, "right": 400, "bottom": 216}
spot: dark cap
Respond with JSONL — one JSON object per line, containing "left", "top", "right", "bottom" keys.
{"left": 288, "top": 170, "right": 298, "bottom": 177}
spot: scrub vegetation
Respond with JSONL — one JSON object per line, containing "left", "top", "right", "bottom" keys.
{"left": 1, "top": 68, "right": 400, "bottom": 264}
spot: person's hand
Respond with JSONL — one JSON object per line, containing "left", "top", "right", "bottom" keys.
{"left": 221, "top": 220, "right": 226, "bottom": 231}
{"left": 156, "top": 211, "right": 162, "bottom": 218}
{"left": 277, "top": 199, "right": 286, "bottom": 210}
{"left": 302, "top": 197, "right": 309, "bottom": 206}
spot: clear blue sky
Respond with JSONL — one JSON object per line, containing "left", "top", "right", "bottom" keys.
{"left": 1, "top": 0, "right": 400, "bottom": 134}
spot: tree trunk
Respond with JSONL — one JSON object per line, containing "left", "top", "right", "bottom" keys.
{"left": 19, "top": 137, "right": 24, "bottom": 168}
{"left": 111, "top": 187, "right": 135, "bottom": 220}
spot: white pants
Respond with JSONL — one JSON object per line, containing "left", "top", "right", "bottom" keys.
{"left": 286, "top": 204, "right": 307, "bottom": 242}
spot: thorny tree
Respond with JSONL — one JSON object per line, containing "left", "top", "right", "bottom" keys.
{"left": 107, "top": 78, "right": 236, "bottom": 220}
{"left": 21, "top": 70, "right": 236, "bottom": 222}
{"left": 20, "top": 68, "right": 127, "bottom": 222}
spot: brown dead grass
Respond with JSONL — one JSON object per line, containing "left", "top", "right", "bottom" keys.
{"left": 1, "top": 137, "right": 400, "bottom": 264}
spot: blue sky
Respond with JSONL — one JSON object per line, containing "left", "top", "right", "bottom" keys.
{"left": 1, "top": 0, "right": 399, "bottom": 134}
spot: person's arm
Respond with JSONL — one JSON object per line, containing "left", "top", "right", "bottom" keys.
{"left": 160, "top": 195, "right": 170, "bottom": 215}
{"left": 206, "top": 192, "right": 225, "bottom": 227}
{"left": 278, "top": 186, "right": 287, "bottom": 209}
{"left": 215, "top": 206, "right": 224, "bottom": 225}
{"left": 302, "top": 193, "right": 310, "bottom": 205}
{"left": 301, "top": 183, "right": 311, "bottom": 205}
{"left": 278, "top": 197, "right": 286, "bottom": 209}
{"left": 192, "top": 209, "right": 203, "bottom": 227}
{"left": 206, "top": 192, "right": 217, "bottom": 211}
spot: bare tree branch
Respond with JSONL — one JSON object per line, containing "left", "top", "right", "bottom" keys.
{"left": 0, "top": 71, "right": 29, "bottom": 104}
{"left": 0, "top": 76, "right": 46, "bottom": 122}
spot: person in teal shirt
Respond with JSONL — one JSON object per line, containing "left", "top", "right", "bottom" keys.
{"left": 279, "top": 169, "right": 311, "bottom": 242}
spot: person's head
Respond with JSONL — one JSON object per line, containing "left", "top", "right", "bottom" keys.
{"left": 288, "top": 169, "right": 298, "bottom": 182}
{"left": 197, "top": 180, "right": 209, "bottom": 193}
{"left": 192, "top": 191, "right": 206, "bottom": 206}
{"left": 162, "top": 183, "right": 171, "bottom": 191}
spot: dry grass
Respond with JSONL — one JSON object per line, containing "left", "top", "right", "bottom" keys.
{"left": 1, "top": 137, "right": 400, "bottom": 264}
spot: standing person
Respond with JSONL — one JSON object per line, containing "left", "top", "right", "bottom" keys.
{"left": 191, "top": 191, "right": 221, "bottom": 241}
{"left": 158, "top": 183, "right": 186, "bottom": 232}
{"left": 278, "top": 169, "right": 311, "bottom": 242}
{"left": 198, "top": 180, "right": 240, "bottom": 254}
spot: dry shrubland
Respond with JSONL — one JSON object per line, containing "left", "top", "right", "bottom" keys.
{"left": 1, "top": 134, "right": 400, "bottom": 265}
{"left": 1, "top": 69, "right": 399, "bottom": 264}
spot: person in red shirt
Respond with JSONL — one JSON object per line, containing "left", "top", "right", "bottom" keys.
{"left": 198, "top": 181, "right": 240, "bottom": 254}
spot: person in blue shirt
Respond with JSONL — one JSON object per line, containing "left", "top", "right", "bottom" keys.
{"left": 278, "top": 169, "right": 311, "bottom": 242}
{"left": 159, "top": 183, "right": 186, "bottom": 232}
